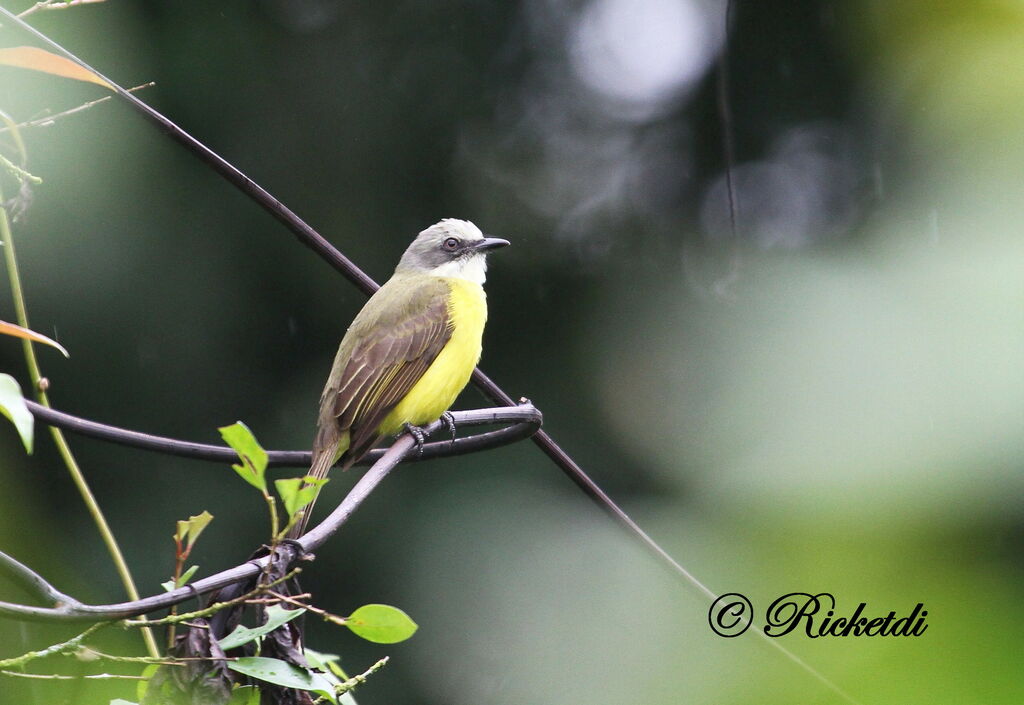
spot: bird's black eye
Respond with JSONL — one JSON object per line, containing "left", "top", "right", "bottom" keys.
{"left": 442, "top": 237, "right": 460, "bottom": 252}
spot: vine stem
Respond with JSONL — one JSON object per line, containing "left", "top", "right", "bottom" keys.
{"left": 0, "top": 190, "right": 159, "bottom": 659}
{"left": 0, "top": 621, "right": 107, "bottom": 669}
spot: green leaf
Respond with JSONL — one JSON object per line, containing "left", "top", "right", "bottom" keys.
{"left": 227, "top": 657, "right": 311, "bottom": 689}
{"left": 175, "top": 511, "right": 214, "bottom": 547}
{"left": 345, "top": 604, "right": 418, "bottom": 644}
{"left": 219, "top": 422, "right": 268, "bottom": 492}
{"left": 303, "top": 647, "right": 341, "bottom": 674}
{"left": 304, "top": 649, "right": 357, "bottom": 705}
{"left": 313, "top": 672, "right": 340, "bottom": 704}
{"left": 218, "top": 604, "right": 306, "bottom": 651}
{"left": 0, "top": 373, "right": 32, "bottom": 453}
{"left": 178, "top": 564, "right": 200, "bottom": 586}
{"left": 136, "top": 663, "right": 160, "bottom": 702}
{"left": 275, "top": 475, "right": 328, "bottom": 518}
{"left": 227, "top": 657, "right": 336, "bottom": 702}
{"left": 161, "top": 564, "right": 200, "bottom": 592}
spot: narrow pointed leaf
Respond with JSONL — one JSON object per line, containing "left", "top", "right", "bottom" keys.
{"left": 0, "top": 320, "right": 69, "bottom": 357}
{"left": 0, "top": 47, "right": 112, "bottom": 89}
{"left": 0, "top": 373, "right": 33, "bottom": 453}
{"left": 176, "top": 564, "right": 200, "bottom": 587}
{"left": 345, "top": 604, "right": 418, "bottom": 644}
{"left": 303, "top": 647, "right": 340, "bottom": 673}
{"left": 218, "top": 604, "right": 305, "bottom": 650}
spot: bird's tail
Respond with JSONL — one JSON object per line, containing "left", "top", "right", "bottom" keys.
{"left": 287, "top": 441, "right": 344, "bottom": 539}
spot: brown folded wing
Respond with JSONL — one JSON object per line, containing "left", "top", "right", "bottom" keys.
{"left": 318, "top": 276, "right": 453, "bottom": 464}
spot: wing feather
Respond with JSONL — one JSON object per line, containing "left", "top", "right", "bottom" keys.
{"left": 317, "top": 276, "right": 452, "bottom": 464}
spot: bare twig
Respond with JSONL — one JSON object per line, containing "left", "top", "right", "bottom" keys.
{"left": 334, "top": 657, "right": 389, "bottom": 696}
{"left": 263, "top": 591, "right": 346, "bottom": 626}
{"left": 73, "top": 648, "right": 182, "bottom": 666}
{"left": 0, "top": 153, "right": 41, "bottom": 184}
{"left": 0, "top": 83, "right": 154, "bottom": 136}
{"left": 0, "top": 622, "right": 106, "bottom": 669}
{"left": 18, "top": 0, "right": 105, "bottom": 18}
{"left": 309, "top": 657, "right": 391, "bottom": 703}
{"left": 1, "top": 670, "right": 146, "bottom": 680}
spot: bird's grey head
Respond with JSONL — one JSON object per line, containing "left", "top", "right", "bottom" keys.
{"left": 396, "top": 219, "right": 509, "bottom": 284}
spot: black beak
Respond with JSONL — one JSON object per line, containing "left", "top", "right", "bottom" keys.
{"left": 473, "top": 237, "right": 510, "bottom": 252}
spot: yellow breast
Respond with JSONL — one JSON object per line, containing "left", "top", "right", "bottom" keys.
{"left": 380, "top": 277, "right": 487, "bottom": 434}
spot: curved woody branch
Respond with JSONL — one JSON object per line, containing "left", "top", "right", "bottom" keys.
{"left": 0, "top": 404, "right": 539, "bottom": 623}
{"left": 0, "top": 7, "right": 662, "bottom": 565}
{"left": 25, "top": 400, "right": 540, "bottom": 467}
{"left": 0, "top": 6, "right": 698, "bottom": 600}
{"left": 0, "top": 551, "right": 82, "bottom": 608}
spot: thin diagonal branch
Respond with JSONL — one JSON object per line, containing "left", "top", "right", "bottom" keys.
{"left": 18, "top": 0, "right": 105, "bottom": 17}
{"left": 0, "top": 12, "right": 862, "bottom": 703}
{"left": 0, "top": 6, "right": 378, "bottom": 297}
{"left": 716, "top": 0, "right": 739, "bottom": 244}
{"left": 0, "top": 5, "right": 695, "bottom": 595}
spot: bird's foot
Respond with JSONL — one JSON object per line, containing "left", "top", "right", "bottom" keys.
{"left": 403, "top": 422, "right": 427, "bottom": 456}
{"left": 440, "top": 411, "right": 457, "bottom": 445}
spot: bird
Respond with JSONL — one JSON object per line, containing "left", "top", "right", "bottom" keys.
{"left": 288, "top": 219, "right": 509, "bottom": 538}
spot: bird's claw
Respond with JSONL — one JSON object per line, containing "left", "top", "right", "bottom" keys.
{"left": 403, "top": 422, "right": 427, "bottom": 456}
{"left": 440, "top": 411, "right": 457, "bottom": 445}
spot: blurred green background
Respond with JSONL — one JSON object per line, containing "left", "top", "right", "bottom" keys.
{"left": 1, "top": 0, "right": 1022, "bottom": 703}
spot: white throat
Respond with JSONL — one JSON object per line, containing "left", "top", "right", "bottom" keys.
{"left": 430, "top": 255, "right": 487, "bottom": 285}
